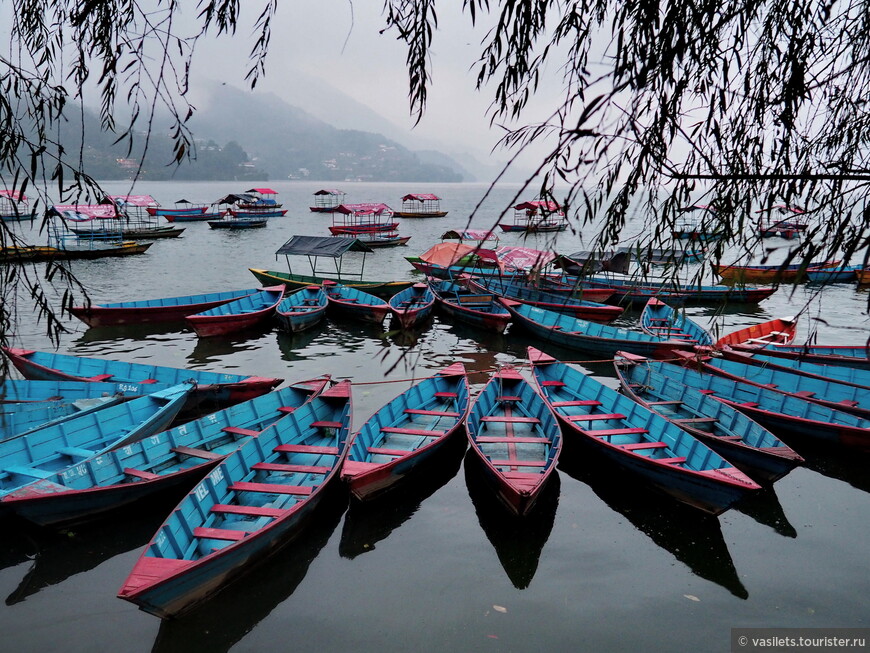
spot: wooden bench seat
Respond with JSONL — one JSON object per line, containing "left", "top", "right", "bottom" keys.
{"left": 273, "top": 444, "right": 340, "bottom": 455}
{"left": 403, "top": 408, "right": 460, "bottom": 417}
{"left": 367, "top": 447, "right": 413, "bottom": 457}
{"left": 550, "top": 399, "right": 602, "bottom": 407}
{"left": 210, "top": 504, "right": 284, "bottom": 518}
{"left": 496, "top": 395, "right": 522, "bottom": 402}
{"left": 618, "top": 442, "right": 668, "bottom": 451}
{"left": 476, "top": 436, "right": 549, "bottom": 444}
{"left": 434, "top": 392, "right": 458, "bottom": 398}
{"left": 646, "top": 400, "right": 683, "bottom": 406}
{"left": 490, "top": 459, "right": 547, "bottom": 467}
{"left": 3, "top": 465, "right": 53, "bottom": 479}
{"left": 310, "top": 421, "right": 344, "bottom": 429}
{"left": 480, "top": 415, "right": 540, "bottom": 424}
{"left": 585, "top": 427, "right": 649, "bottom": 437}
{"left": 124, "top": 467, "right": 161, "bottom": 480}
{"left": 56, "top": 446, "right": 96, "bottom": 459}
{"left": 655, "top": 457, "right": 687, "bottom": 465}
{"left": 672, "top": 417, "right": 718, "bottom": 424}
{"left": 222, "top": 426, "right": 261, "bottom": 437}
{"left": 230, "top": 481, "right": 314, "bottom": 495}
{"left": 193, "top": 526, "right": 248, "bottom": 541}
{"left": 566, "top": 413, "right": 626, "bottom": 422}
{"left": 380, "top": 426, "right": 445, "bottom": 437}
{"left": 540, "top": 380, "right": 566, "bottom": 387}
{"left": 88, "top": 374, "right": 114, "bottom": 382}
{"left": 252, "top": 462, "right": 330, "bottom": 474}
{"left": 171, "top": 446, "right": 223, "bottom": 460}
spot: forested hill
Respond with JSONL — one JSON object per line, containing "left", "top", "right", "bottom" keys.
{"left": 70, "top": 83, "right": 469, "bottom": 182}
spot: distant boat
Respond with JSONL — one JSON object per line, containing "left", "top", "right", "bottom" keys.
{"left": 274, "top": 286, "right": 328, "bottom": 333}
{"left": 499, "top": 200, "right": 568, "bottom": 233}
{"left": 185, "top": 286, "right": 285, "bottom": 337}
{"left": 466, "top": 366, "right": 561, "bottom": 516}
{"left": 341, "top": 363, "right": 469, "bottom": 500}
{"left": 671, "top": 205, "right": 723, "bottom": 241}
{"left": 713, "top": 260, "right": 841, "bottom": 283}
{"left": 328, "top": 203, "right": 398, "bottom": 235}
{"left": 208, "top": 217, "right": 268, "bottom": 229}
{"left": 392, "top": 193, "right": 448, "bottom": 218}
{"left": 70, "top": 288, "right": 261, "bottom": 327}
{"left": 428, "top": 279, "right": 512, "bottom": 333}
{"left": 388, "top": 283, "right": 435, "bottom": 330}
{"left": 309, "top": 189, "right": 346, "bottom": 213}
{"left": 117, "top": 380, "right": 353, "bottom": 618}
{"left": 345, "top": 232, "right": 411, "bottom": 247}
{"left": 0, "top": 189, "right": 33, "bottom": 221}
{"left": 322, "top": 280, "right": 391, "bottom": 324}
{"left": 146, "top": 200, "right": 209, "bottom": 217}
{"left": 804, "top": 264, "right": 864, "bottom": 284}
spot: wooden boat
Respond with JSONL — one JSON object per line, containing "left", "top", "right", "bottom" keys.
{"left": 501, "top": 299, "right": 691, "bottom": 358}
{"left": 388, "top": 283, "right": 435, "bottom": 330}
{"left": 309, "top": 189, "right": 346, "bottom": 213}
{"left": 0, "top": 379, "right": 150, "bottom": 404}
{"left": 668, "top": 350, "right": 870, "bottom": 419}
{"left": 0, "top": 240, "right": 151, "bottom": 262}
{"left": 341, "top": 363, "right": 469, "bottom": 500}
{"left": 328, "top": 203, "right": 398, "bottom": 234}
{"left": 857, "top": 268, "right": 870, "bottom": 285}
{"left": 428, "top": 279, "right": 512, "bottom": 334}
{"left": 117, "top": 380, "right": 352, "bottom": 618}
{"left": 0, "top": 189, "right": 32, "bottom": 221}
{"left": 392, "top": 193, "right": 448, "bottom": 218}
{"left": 499, "top": 200, "right": 568, "bottom": 233}
{"left": 349, "top": 232, "right": 411, "bottom": 248}
{"left": 756, "top": 205, "right": 809, "bottom": 240}
{"left": 250, "top": 268, "right": 413, "bottom": 300}
{"left": 1, "top": 348, "right": 282, "bottom": 411}
{"left": 146, "top": 201, "right": 208, "bottom": 217}
{"left": 70, "top": 288, "right": 261, "bottom": 327}
{"left": 465, "top": 366, "right": 561, "bottom": 515}
{"left": 639, "top": 298, "right": 713, "bottom": 346}
{"left": 463, "top": 275, "right": 623, "bottom": 323}
{"left": 0, "top": 382, "right": 194, "bottom": 501}
{"left": 527, "top": 347, "right": 761, "bottom": 514}
{"left": 226, "top": 209, "right": 285, "bottom": 219}
{"left": 614, "top": 352, "right": 803, "bottom": 483}
{"left": 0, "top": 377, "right": 331, "bottom": 526}
{"left": 235, "top": 188, "right": 284, "bottom": 210}
{"left": 713, "top": 260, "right": 841, "bottom": 283}
{"left": 726, "top": 341, "right": 870, "bottom": 370}
{"left": 635, "top": 354, "right": 870, "bottom": 450}
{"left": 322, "top": 280, "right": 391, "bottom": 324}
{"left": 165, "top": 211, "right": 226, "bottom": 223}
{"left": 274, "top": 286, "right": 328, "bottom": 333}
{"left": 713, "top": 317, "right": 796, "bottom": 348}
{"left": 1, "top": 393, "right": 128, "bottom": 441}
{"left": 185, "top": 286, "right": 285, "bottom": 337}
{"left": 208, "top": 218, "right": 268, "bottom": 229}
{"left": 718, "top": 348, "right": 870, "bottom": 391}
{"left": 804, "top": 264, "right": 864, "bottom": 283}
{"left": 671, "top": 205, "right": 723, "bottom": 241}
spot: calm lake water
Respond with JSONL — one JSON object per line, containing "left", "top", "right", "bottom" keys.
{"left": 1, "top": 181, "right": 869, "bottom": 652}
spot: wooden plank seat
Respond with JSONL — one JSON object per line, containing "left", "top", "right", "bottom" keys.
{"left": 2, "top": 465, "right": 53, "bottom": 479}
{"left": 210, "top": 504, "right": 284, "bottom": 518}
{"left": 476, "top": 436, "right": 549, "bottom": 444}
{"left": 273, "top": 444, "right": 340, "bottom": 455}
{"left": 367, "top": 447, "right": 413, "bottom": 457}
{"left": 740, "top": 402, "right": 760, "bottom": 408}
{"left": 718, "top": 435, "right": 744, "bottom": 441}
{"left": 490, "top": 459, "right": 547, "bottom": 467}
{"left": 655, "top": 457, "right": 687, "bottom": 465}
{"left": 310, "top": 421, "right": 344, "bottom": 428}
{"left": 229, "top": 481, "right": 314, "bottom": 495}
{"left": 618, "top": 442, "right": 668, "bottom": 451}
{"left": 540, "top": 380, "right": 566, "bottom": 387}
{"left": 193, "top": 526, "right": 248, "bottom": 542}
{"left": 647, "top": 400, "right": 683, "bottom": 406}
{"left": 566, "top": 413, "right": 626, "bottom": 422}
{"left": 252, "top": 462, "right": 330, "bottom": 474}
{"left": 171, "top": 446, "right": 223, "bottom": 460}
{"left": 222, "top": 426, "right": 261, "bottom": 437}
{"left": 502, "top": 471, "right": 542, "bottom": 481}
{"left": 124, "top": 467, "right": 161, "bottom": 480}
{"left": 550, "top": 399, "right": 602, "bottom": 407}
{"left": 672, "top": 417, "right": 719, "bottom": 424}
{"left": 56, "top": 446, "right": 96, "bottom": 459}
{"left": 380, "top": 426, "right": 445, "bottom": 437}
{"left": 277, "top": 406, "right": 298, "bottom": 413}
{"left": 481, "top": 415, "right": 540, "bottom": 424}
{"left": 88, "top": 374, "right": 114, "bottom": 381}
{"left": 792, "top": 390, "right": 816, "bottom": 398}
{"left": 496, "top": 396, "right": 522, "bottom": 402}
{"left": 585, "top": 427, "right": 649, "bottom": 437}
{"left": 403, "top": 408, "right": 461, "bottom": 417}
{"left": 434, "top": 392, "right": 458, "bottom": 398}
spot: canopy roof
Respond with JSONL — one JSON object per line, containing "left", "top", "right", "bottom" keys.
{"left": 417, "top": 242, "right": 498, "bottom": 267}
{"left": 313, "top": 189, "right": 346, "bottom": 196}
{"left": 333, "top": 203, "right": 393, "bottom": 216}
{"left": 755, "top": 204, "right": 806, "bottom": 215}
{"left": 0, "top": 190, "right": 26, "bottom": 201}
{"left": 215, "top": 193, "right": 257, "bottom": 205}
{"left": 402, "top": 193, "right": 441, "bottom": 202}
{"left": 275, "top": 235, "right": 372, "bottom": 257}
{"left": 246, "top": 188, "right": 278, "bottom": 195}
{"left": 103, "top": 195, "right": 159, "bottom": 207}
{"left": 496, "top": 246, "right": 556, "bottom": 271}
{"left": 440, "top": 229, "right": 498, "bottom": 242}
{"left": 514, "top": 200, "right": 562, "bottom": 213}
{"left": 49, "top": 204, "right": 119, "bottom": 220}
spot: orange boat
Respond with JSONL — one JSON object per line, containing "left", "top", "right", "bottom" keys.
{"left": 713, "top": 260, "right": 841, "bottom": 283}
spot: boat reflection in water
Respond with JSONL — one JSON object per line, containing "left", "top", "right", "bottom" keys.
{"left": 558, "top": 455, "right": 749, "bottom": 600}
{"left": 152, "top": 484, "right": 347, "bottom": 653}
{"left": 733, "top": 486, "right": 797, "bottom": 539}
{"left": 463, "top": 451, "right": 560, "bottom": 589}
{"left": 339, "top": 435, "right": 465, "bottom": 559}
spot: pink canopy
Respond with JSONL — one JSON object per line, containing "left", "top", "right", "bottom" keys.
{"left": 104, "top": 195, "right": 159, "bottom": 207}
{"left": 334, "top": 203, "right": 393, "bottom": 216}
{"left": 313, "top": 189, "right": 345, "bottom": 196}
{"left": 246, "top": 188, "right": 278, "bottom": 195}
{"left": 514, "top": 200, "right": 562, "bottom": 213}
{"left": 0, "top": 190, "right": 26, "bottom": 201}
{"left": 496, "top": 246, "right": 556, "bottom": 271}
{"left": 402, "top": 193, "right": 441, "bottom": 202}
{"left": 51, "top": 204, "right": 119, "bottom": 221}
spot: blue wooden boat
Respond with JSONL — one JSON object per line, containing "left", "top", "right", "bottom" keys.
{"left": 186, "top": 286, "right": 285, "bottom": 337}
{"left": 720, "top": 349, "right": 870, "bottom": 390}
{"left": 1, "top": 377, "right": 331, "bottom": 526}
{"left": 463, "top": 275, "right": 623, "bottom": 323}
{"left": 164, "top": 211, "right": 225, "bottom": 222}
{"left": 501, "top": 299, "right": 691, "bottom": 358}
{"left": 117, "top": 380, "right": 352, "bottom": 618}
{"left": 669, "top": 350, "right": 870, "bottom": 419}
{"left": 727, "top": 342, "right": 870, "bottom": 370}
{"left": 632, "top": 355, "right": 870, "bottom": 450}
{"left": 0, "top": 383, "right": 194, "bottom": 501}
{"left": 466, "top": 366, "right": 561, "bottom": 516}
{"left": 2, "top": 348, "right": 283, "bottom": 412}
{"left": 527, "top": 347, "right": 761, "bottom": 514}
{"left": 69, "top": 288, "right": 261, "bottom": 327}
{"left": 208, "top": 218, "right": 268, "bottom": 229}
{"left": 613, "top": 352, "right": 803, "bottom": 483}
{"left": 323, "top": 280, "right": 391, "bottom": 324}
{"left": 274, "top": 285, "right": 328, "bottom": 333}
{"left": 639, "top": 298, "right": 713, "bottom": 346}
{"left": 714, "top": 259, "right": 841, "bottom": 283}
{"left": 228, "top": 209, "right": 286, "bottom": 218}
{"left": 1, "top": 393, "right": 127, "bottom": 441}
{"left": 0, "top": 379, "right": 146, "bottom": 403}
{"left": 428, "top": 279, "right": 512, "bottom": 333}
{"left": 804, "top": 264, "right": 863, "bottom": 284}
{"left": 341, "top": 363, "right": 469, "bottom": 500}
{"left": 388, "top": 283, "right": 435, "bottom": 330}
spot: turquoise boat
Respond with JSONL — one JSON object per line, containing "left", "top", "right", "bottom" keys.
{"left": 0, "top": 379, "right": 157, "bottom": 403}
{"left": 1, "top": 377, "right": 331, "bottom": 526}
{"left": 323, "top": 280, "right": 391, "bottom": 324}
{"left": 118, "top": 380, "right": 352, "bottom": 618}
{"left": 0, "top": 383, "right": 194, "bottom": 501}
{"left": 639, "top": 298, "right": 713, "bottom": 346}
{"left": 428, "top": 279, "right": 512, "bottom": 333}
{"left": 388, "top": 283, "right": 436, "bottom": 330}
{"left": 274, "top": 286, "right": 328, "bottom": 333}
{"left": 528, "top": 347, "right": 761, "bottom": 515}
{"left": 720, "top": 349, "right": 870, "bottom": 390}
{"left": 1, "top": 393, "right": 127, "bottom": 441}
{"left": 185, "top": 286, "right": 285, "bottom": 337}
{"left": 727, "top": 342, "right": 870, "bottom": 370}
{"left": 614, "top": 352, "right": 803, "bottom": 483}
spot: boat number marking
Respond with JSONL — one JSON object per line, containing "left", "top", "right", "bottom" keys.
{"left": 195, "top": 484, "right": 208, "bottom": 500}
{"left": 210, "top": 468, "right": 224, "bottom": 484}
{"left": 118, "top": 384, "right": 140, "bottom": 393}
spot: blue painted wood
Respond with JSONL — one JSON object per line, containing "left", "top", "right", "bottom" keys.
{"left": 805, "top": 264, "right": 863, "bottom": 283}
{"left": 387, "top": 283, "right": 435, "bottom": 330}
{"left": 275, "top": 286, "right": 328, "bottom": 333}
{"left": 0, "top": 383, "right": 194, "bottom": 500}
{"left": 613, "top": 353, "right": 803, "bottom": 483}
{"left": 639, "top": 298, "right": 713, "bottom": 346}
{"left": 1, "top": 394, "right": 127, "bottom": 441}
{"left": 0, "top": 379, "right": 145, "bottom": 403}
{"left": 727, "top": 342, "right": 870, "bottom": 370}
{"left": 1, "top": 377, "right": 330, "bottom": 526}
{"left": 427, "top": 279, "right": 511, "bottom": 333}
{"left": 527, "top": 347, "right": 761, "bottom": 515}
{"left": 185, "top": 286, "right": 285, "bottom": 337}
{"left": 341, "top": 363, "right": 469, "bottom": 500}
{"left": 118, "top": 380, "right": 352, "bottom": 619}
{"left": 552, "top": 275, "right": 776, "bottom": 306}
{"left": 322, "top": 281, "right": 391, "bottom": 324}
{"left": 466, "top": 366, "right": 561, "bottom": 516}
{"left": 724, "top": 350, "right": 870, "bottom": 390}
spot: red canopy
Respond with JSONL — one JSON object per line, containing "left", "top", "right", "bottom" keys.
{"left": 0, "top": 190, "right": 26, "bottom": 201}
{"left": 246, "top": 188, "right": 278, "bottom": 195}
{"left": 51, "top": 204, "right": 119, "bottom": 220}
{"left": 513, "top": 200, "right": 562, "bottom": 213}
{"left": 402, "top": 193, "right": 441, "bottom": 202}
{"left": 334, "top": 203, "right": 393, "bottom": 216}
{"left": 496, "top": 246, "right": 556, "bottom": 271}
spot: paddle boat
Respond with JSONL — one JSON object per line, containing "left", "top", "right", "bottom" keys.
{"left": 322, "top": 280, "right": 391, "bottom": 325}
{"left": 388, "top": 283, "right": 436, "bottom": 330}
{"left": 274, "top": 286, "right": 329, "bottom": 333}
{"left": 118, "top": 380, "right": 352, "bottom": 618}
{"left": 614, "top": 352, "right": 803, "bottom": 483}
{"left": 639, "top": 298, "right": 713, "bottom": 346}
{"left": 1, "top": 377, "right": 331, "bottom": 526}
{"left": 185, "top": 286, "right": 285, "bottom": 337}
{"left": 69, "top": 288, "right": 261, "bottom": 327}
{"left": 527, "top": 347, "right": 761, "bottom": 514}
{"left": 465, "top": 366, "right": 561, "bottom": 516}
{"left": 341, "top": 363, "right": 469, "bottom": 500}
{"left": 428, "top": 279, "right": 512, "bottom": 334}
